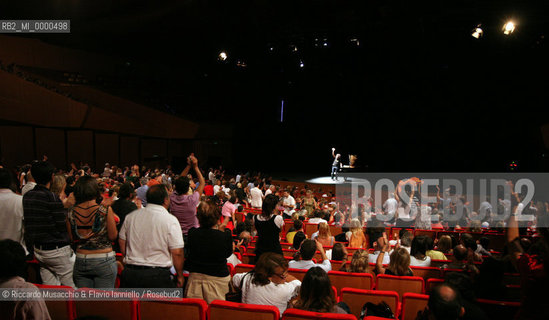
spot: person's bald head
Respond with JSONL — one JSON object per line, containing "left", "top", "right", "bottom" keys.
{"left": 428, "top": 284, "right": 464, "bottom": 320}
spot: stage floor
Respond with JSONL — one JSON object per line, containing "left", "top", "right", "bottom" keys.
{"left": 304, "top": 176, "right": 349, "bottom": 184}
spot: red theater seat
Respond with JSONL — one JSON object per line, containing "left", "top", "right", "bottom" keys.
{"left": 401, "top": 293, "right": 428, "bottom": 320}
{"left": 328, "top": 271, "right": 374, "bottom": 296}
{"left": 425, "top": 278, "right": 444, "bottom": 293}
{"left": 208, "top": 300, "right": 280, "bottom": 320}
{"left": 74, "top": 288, "right": 138, "bottom": 320}
{"left": 288, "top": 268, "right": 309, "bottom": 282}
{"left": 476, "top": 299, "right": 520, "bottom": 320}
{"left": 282, "top": 308, "right": 357, "bottom": 320}
{"left": 139, "top": 298, "right": 207, "bottom": 320}
{"left": 234, "top": 263, "right": 255, "bottom": 274}
{"left": 34, "top": 284, "right": 75, "bottom": 320}
{"left": 340, "top": 288, "right": 399, "bottom": 319}
{"left": 409, "top": 266, "right": 442, "bottom": 281}
{"left": 376, "top": 275, "right": 424, "bottom": 299}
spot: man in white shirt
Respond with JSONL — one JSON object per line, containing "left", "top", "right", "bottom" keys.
{"left": 208, "top": 169, "right": 216, "bottom": 184}
{"left": 264, "top": 185, "right": 276, "bottom": 197}
{"left": 368, "top": 236, "right": 391, "bottom": 265}
{"left": 0, "top": 169, "right": 27, "bottom": 255}
{"left": 281, "top": 190, "right": 296, "bottom": 219}
{"left": 21, "top": 171, "right": 36, "bottom": 196}
{"left": 213, "top": 180, "right": 222, "bottom": 195}
{"left": 383, "top": 193, "right": 398, "bottom": 218}
{"left": 289, "top": 239, "right": 331, "bottom": 272}
{"left": 119, "top": 184, "right": 184, "bottom": 288}
{"left": 250, "top": 182, "right": 264, "bottom": 209}
{"left": 478, "top": 198, "right": 493, "bottom": 217}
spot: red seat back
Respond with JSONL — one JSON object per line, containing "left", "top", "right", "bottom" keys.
{"left": 409, "top": 266, "right": 442, "bottom": 281}
{"left": 288, "top": 268, "right": 309, "bottom": 282}
{"left": 74, "top": 288, "right": 138, "bottom": 320}
{"left": 282, "top": 308, "right": 357, "bottom": 320}
{"left": 208, "top": 300, "right": 280, "bottom": 320}
{"left": 34, "top": 284, "right": 75, "bottom": 320}
{"left": 328, "top": 271, "right": 374, "bottom": 296}
{"left": 425, "top": 278, "right": 444, "bottom": 293}
{"left": 401, "top": 293, "right": 428, "bottom": 320}
{"left": 340, "top": 288, "right": 399, "bottom": 319}
{"left": 376, "top": 275, "right": 424, "bottom": 299}
{"left": 139, "top": 298, "right": 207, "bottom": 320}
{"left": 234, "top": 264, "right": 255, "bottom": 274}
{"left": 476, "top": 299, "right": 520, "bottom": 320}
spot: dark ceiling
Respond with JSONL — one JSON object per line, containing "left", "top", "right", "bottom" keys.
{"left": 2, "top": 0, "right": 549, "bottom": 173}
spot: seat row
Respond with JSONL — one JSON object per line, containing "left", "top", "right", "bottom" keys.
{"left": 34, "top": 284, "right": 521, "bottom": 320}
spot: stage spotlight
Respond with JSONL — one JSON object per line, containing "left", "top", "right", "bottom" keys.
{"left": 290, "top": 44, "right": 298, "bottom": 52}
{"left": 350, "top": 38, "right": 360, "bottom": 46}
{"left": 472, "top": 26, "right": 483, "bottom": 39}
{"left": 299, "top": 60, "right": 304, "bottom": 68}
{"left": 503, "top": 21, "right": 515, "bottom": 35}
{"left": 218, "top": 51, "right": 228, "bottom": 61}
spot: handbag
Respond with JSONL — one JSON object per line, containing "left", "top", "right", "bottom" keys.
{"left": 359, "top": 301, "right": 394, "bottom": 319}
{"left": 225, "top": 272, "right": 250, "bottom": 303}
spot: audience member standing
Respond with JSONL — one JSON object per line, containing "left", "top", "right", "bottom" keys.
{"left": 254, "top": 194, "right": 284, "bottom": 260}
{"left": 111, "top": 183, "right": 139, "bottom": 230}
{"left": 119, "top": 184, "right": 184, "bottom": 288}
{"left": 250, "top": 182, "right": 264, "bottom": 209}
{"left": 0, "top": 168, "right": 27, "bottom": 254}
{"left": 185, "top": 200, "right": 233, "bottom": 303}
{"left": 23, "top": 161, "right": 75, "bottom": 287}
{"left": 170, "top": 154, "right": 205, "bottom": 244}
{"left": 21, "top": 171, "right": 37, "bottom": 196}
{"left": 68, "top": 176, "right": 118, "bottom": 288}
{"left": 135, "top": 177, "right": 149, "bottom": 207}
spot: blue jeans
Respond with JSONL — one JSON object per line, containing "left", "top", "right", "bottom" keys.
{"left": 331, "top": 166, "right": 339, "bottom": 179}
{"left": 73, "top": 255, "right": 117, "bottom": 288}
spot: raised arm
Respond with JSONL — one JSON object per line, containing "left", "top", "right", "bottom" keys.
{"left": 332, "top": 147, "right": 336, "bottom": 158}
{"left": 190, "top": 154, "right": 205, "bottom": 195}
{"left": 375, "top": 233, "right": 390, "bottom": 274}
{"left": 315, "top": 239, "right": 329, "bottom": 262}
{"left": 180, "top": 156, "right": 192, "bottom": 177}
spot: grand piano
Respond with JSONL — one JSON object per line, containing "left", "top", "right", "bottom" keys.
{"left": 339, "top": 154, "right": 360, "bottom": 181}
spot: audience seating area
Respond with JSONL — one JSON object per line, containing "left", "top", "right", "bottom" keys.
{"left": 32, "top": 262, "right": 522, "bottom": 320}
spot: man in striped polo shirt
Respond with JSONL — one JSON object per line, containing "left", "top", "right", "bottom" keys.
{"left": 23, "top": 161, "right": 75, "bottom": 287}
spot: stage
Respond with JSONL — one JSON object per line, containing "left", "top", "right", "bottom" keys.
{"left": 305, "top": 176, "right": 349, "bottom": 185}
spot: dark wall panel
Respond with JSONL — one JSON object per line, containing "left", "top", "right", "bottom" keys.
{"left": 141, "top": 139, "right": 167, "bottom": 160}
{"left": 67, "top": 130, "right": 93, "bottom": 166}
{"left": 120, "top": 136, "right": 139, "bottom": 167}
{"left": 0, "top": 126, "right": 34, "bottom": 168}
{"left": 35, "top": 128, "right": 66, "bottom": 169}
{"left": 95, "top": 133, "right": 119, "bottom": 171}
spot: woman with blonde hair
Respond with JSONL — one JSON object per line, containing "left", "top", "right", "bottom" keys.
{"left": 347, "top": 218, "right": 367, "bottom": 248}
{"left": 375, "top": 233, "right": 413, "bottom": 276}
{"left": 341, "top": 249, "right": 369, "bottom": 273}
{"left": 303, "top": 190, "right": 317, "bottom": 217}
{"left": 315, "top": 222, "right": 335, "bottom": 247}
{"left": 50, "top": 174, "right": 67, "bottom": 198}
